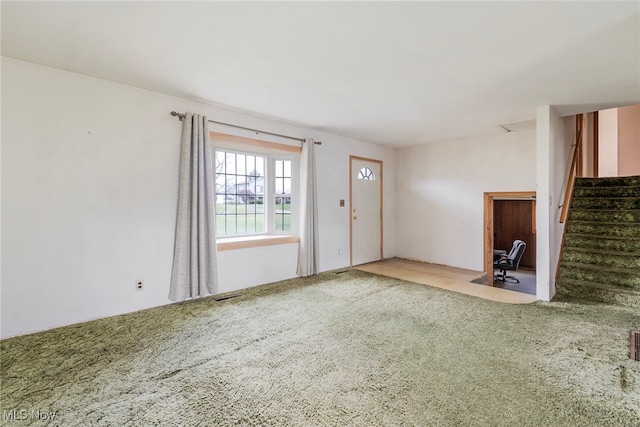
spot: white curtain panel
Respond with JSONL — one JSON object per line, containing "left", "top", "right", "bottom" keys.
{"left": 297, "top": 138, "right": 319, "bottom": 276}
{"left": 169, "top": 113, "right": 218, "bottom": 301}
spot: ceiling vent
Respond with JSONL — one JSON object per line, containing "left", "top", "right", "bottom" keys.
{"left": 500, "top": 119, "right": 536, "bottom": 132}
{"left": 631, "top": 330, "right": 640, "bottom": 361}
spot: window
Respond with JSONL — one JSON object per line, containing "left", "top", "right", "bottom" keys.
{"left": 358, "top": 167, "right": 376, "bottom": 180}
{"left": 215, "top": 151, "right": 265, "bottom": 235}
{"left": 214, "top": 140, "right": 298, "bottom": 239}
{"left": 274, "top": 160, "right": 292, "bottom": 231}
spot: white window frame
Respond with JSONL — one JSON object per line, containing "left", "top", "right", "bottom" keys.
{"left": 270, "top": 154, "right": 299, "bottom": 235}
{"left": 211, "top": 132, "right": 301, "bottom": 250}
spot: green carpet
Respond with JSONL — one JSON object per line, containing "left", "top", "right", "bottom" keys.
{"left": 557, "top": 175, "right": 640, "bottom": 308}
{"left": 1, "top": 270, "right": 639, "bottom": 426}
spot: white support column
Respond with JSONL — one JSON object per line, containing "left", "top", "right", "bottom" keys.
{"left": 536, "top": 105, "right": 571, "bottom": 301}
{"left": 536, "top": 106, "right": 552, "bottom": 301}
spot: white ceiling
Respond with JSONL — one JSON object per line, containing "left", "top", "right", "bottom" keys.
{"left": 2, "top": 1, "right": 639, "bottom": 147}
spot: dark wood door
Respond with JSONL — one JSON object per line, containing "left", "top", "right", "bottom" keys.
{"left": 493, "top": 200, "right": 536, "bottom": 269}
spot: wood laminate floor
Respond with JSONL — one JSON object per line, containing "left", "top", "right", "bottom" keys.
{"left": 354, "top": 258, "right": 538, "bottom": 304}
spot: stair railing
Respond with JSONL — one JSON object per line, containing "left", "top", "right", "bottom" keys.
{"left": 556, "top": 114, "right": 584, "bottom": 281}
{"left": 559, "top": 114, "right": 584, "bottom": 224}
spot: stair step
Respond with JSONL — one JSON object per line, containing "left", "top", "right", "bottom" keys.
{"left": 566, "top": 221, "right": 640, "bottom": 238}
{"left": 568, "top": 209, "right": 640, "bottom": 222}
{"left": 570, "top": 197, "right": 640, "bottom": 210}
{"left": 555, "top": 278, "right": 640, "bottom": 308}
{"left": 561, "top": 247, "right": 640, "bottom": 269}
{"left": 574, "top": 186, "right": 640, "bottom": 198}
{"left": 559, "top": 261, "right": 640, "bottom": 289}
{"left": 575, "top": 176, "right": 640, "bottom": 188}
{"left": 564, "top": 234, "right": 640, "bottom": 253}
{"left": 560, "top": 175, "right": 640, "bottom": 307}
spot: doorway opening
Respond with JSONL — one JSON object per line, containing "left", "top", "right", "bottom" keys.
{"left": 577, "top": 105, "right": 640, "bottom": 179}
{"left": 484, "top": 191, "right": 537, "bottom": 296}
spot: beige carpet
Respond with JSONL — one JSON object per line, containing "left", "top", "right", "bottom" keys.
{"left": 1, "top": 270, "right": 639, "bottom": 426}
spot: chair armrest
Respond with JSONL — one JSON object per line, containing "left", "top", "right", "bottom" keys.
{"left": 493, "top": 249, "right": 507, "bottom": 262}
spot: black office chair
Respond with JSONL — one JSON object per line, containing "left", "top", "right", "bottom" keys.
{"left": 494, "top": 240, "right": 526, "bottom": 283}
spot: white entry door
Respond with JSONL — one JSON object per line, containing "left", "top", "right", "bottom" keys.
{"left": 350, "top": 157, "right": 382, "bottom": 266}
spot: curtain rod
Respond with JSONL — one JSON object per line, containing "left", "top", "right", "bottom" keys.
{"left": 171, "top": 111, "right": 322, "bottom": 145}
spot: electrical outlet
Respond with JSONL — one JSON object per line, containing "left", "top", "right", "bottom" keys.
{"left": 136, "top": 280, "right": 144, "bottom": 291}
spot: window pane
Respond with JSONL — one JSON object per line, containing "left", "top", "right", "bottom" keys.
{"left": 216, "top": 174, "right": 226, "bottom": 192}
{"left": 246, "top": 156, "right": 255, "bottom": 177}
{"left": 275, "top": 160, "right": 291, "bottom": 194}
{"left": 225, "top": 175, "right": 236, "bottom": 194}
{"left": 275, "top": 195, "right": 291, "bottom": 231}
{"left": 215, "top": 152, "right": 226, "bottom": 171}
{"left": 226, "top": 154, "right": 236, "bottom": 174}
{"left": 236, "top": 153, "right": 246, "bottom": 175}
{"left": 215, "top": 150, "right": 266, "bottom": 236}
{"left": 358, "top": 167, "right": 375, "bottom": 180}
{"left": 275, "top": 213, "right": 291, "bottom": 231}
{"left": 275, "top": 160, "right": 291, "bottom": 178}
{"left": 273, "top": 159, "right": 292, "bottom": 231}
{"left": 256, "top": 157, "right": 265, "bottom": 177}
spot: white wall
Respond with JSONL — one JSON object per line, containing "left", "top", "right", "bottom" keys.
{"left": 1, "top": 57, "right": 395, "bottom": 338}
{"left": 617, "top": 104, "right": 640, "bottom": 176}
{"left": 580, "top": 112, "right": 596, "bottom": 177}
{"left": 395, "top": 130, "right": 536, "bottom": 272}
{"left": 598, "top": 108, "right": 619, "bottom": 177}
{"left": 552, "top": 116, "right": 573, "bottom": 296}
{"left": 535, "top": 106, "right": 571, "bottom": 301}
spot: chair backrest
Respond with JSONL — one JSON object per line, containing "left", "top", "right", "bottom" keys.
{"left": 507, "top": 239, "right": 526, "bottom": 269}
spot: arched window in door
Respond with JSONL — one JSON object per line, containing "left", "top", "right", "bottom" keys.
{"left": 358, "top": 167, "right": 375, "bottom": 180}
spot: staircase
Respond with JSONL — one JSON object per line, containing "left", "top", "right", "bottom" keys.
{"left": 555, "top": 175, "right": 640, "bottom": 308}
